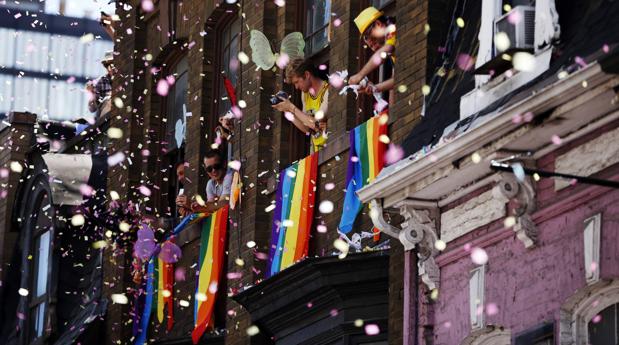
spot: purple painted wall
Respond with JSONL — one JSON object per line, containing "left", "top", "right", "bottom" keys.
{"left": 431, "top": 163, "right": 619, "bottom": 344}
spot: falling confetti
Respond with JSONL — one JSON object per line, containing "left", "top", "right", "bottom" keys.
{"left": 470, "top": 247, "right": 488, "bottom": 265}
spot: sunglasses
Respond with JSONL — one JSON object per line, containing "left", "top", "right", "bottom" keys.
{"left": 205, "top": 163, "right": 224, "bottom": 173}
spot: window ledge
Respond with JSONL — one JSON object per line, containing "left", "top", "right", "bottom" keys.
{"left": 460, "top": 48, "right": 553, "bottom": 120}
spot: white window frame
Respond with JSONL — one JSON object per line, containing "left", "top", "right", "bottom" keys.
{"left": 470, "top": 265, "right": 486, "bottom": 330}
{"left": 460, "top": 0, "right": 560, "bottom": 120}
{"left": 584, "top": 214, "right": 601, "bottom": 285}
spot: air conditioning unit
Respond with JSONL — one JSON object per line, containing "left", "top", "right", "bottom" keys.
{"left": 494, "top": 6, "right": 535, "bottom": 56}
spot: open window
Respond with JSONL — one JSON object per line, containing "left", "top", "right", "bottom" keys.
{"left": 158, "top": 55, "right": 188, "bottom": 219}
{"left": 212, "top": 15, "right": 241, "bottom": 160}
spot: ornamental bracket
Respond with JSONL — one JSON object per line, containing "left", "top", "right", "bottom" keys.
{"left": 493, "top": 171, "right": 537, "bottom": 248}
{"left": 369, "top": 200, "right": 440, "bottom": 290}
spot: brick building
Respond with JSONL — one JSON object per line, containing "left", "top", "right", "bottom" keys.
{"left": 102, "top": 0, "right": 434, "bottom": 344}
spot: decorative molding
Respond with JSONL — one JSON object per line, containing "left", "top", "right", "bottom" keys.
{"left": 399, "top": 204, "right": 440, "bottom": 291}
{"left": 462, "top": 326, "right": 511, "bottom": 345}
{"left": 560, "top": 279, "right": 619, "bottom": 345}
{"left": 494, "top": 171, "right": 537, "bottom": 248}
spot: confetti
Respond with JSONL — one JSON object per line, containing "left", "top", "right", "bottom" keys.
{"left": 512, "top": 52, "right": 536, "bottom": 72}
{"left": 456, "top": 17, "right": 465, "bottom": 28}
{"left": 179, "top": 300, "right": 190, "bottom": 307}
{"left": 246, "top": 325, "right": 260, "bottom": 336}
{"left": 365, "top": 324, "right": 380, "bottom": 335}
{"left": 494, "top": 32, "right": 510, "bottom": 52}
{"left": 18, "top": 288, "right": 29, "bottom": 297}
{"left": 9, "top": 161, "right": 23, "bottom": 173}
{"left": 434, "top": 240, "right": 446, "bottom": 251}
{"left": 111, "top": 294, "right": 128, "bottom": 304}
{"left": 319, "top": 200, "right": 334, "bottom": 214}
{"left": 486, "top": 303, "right": 499, "bottom": 316}
{"left": 71, "top": 214, "right": 85, "bottom": 226}
{"left": 246, "top": 241, "right": 256, "bottom": 248}
{"left": 470, "top": 247, "right": 488, "bottom": 265}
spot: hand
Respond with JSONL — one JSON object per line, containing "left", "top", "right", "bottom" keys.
{"left": 348, "top": 73, "right": 364, "bottom": 86}
{"left": 360, "top": 83, "right": 377, "bottom": 95}
{"left": 272, "top": 97, "right": 294, "bottom": 113}
{"left": 175, "top": 195, "right": 189, "bottom": 208}
{"left": 318, "top": 120, "right": 327, "bottom": 132}
{"left": 190, "top": 201, "right": 202, "bottom": 212}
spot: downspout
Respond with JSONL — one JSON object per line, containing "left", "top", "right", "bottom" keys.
{"left": 369, "top": 199, "right": 417, "bottom": 345}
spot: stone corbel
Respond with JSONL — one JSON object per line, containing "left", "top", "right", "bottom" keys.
{"left": 493, "top": 171, "right": 537, "bottom": 248}
{"left": 369, "top": 200, "right": 440, "bottom": 290}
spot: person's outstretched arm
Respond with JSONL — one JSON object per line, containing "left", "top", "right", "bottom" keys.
{"left": 349, "top": 44, "right": 395, "bottom": 85}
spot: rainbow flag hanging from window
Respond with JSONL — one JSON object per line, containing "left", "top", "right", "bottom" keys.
{"left": 338, "top": 114, "right": 388, "bottom": 234}
{"left": 267, "top": 153, "right": 318, "bottom": 278}
{"left": 154, "top": 258, "right": 174, "bottom": 331}
{"left": 191, "top": 206, "right": 229, "bottom": 344}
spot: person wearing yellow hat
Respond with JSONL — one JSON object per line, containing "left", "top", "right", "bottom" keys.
{"left": 349, "top": 7, "right": 396, "bottom": 100}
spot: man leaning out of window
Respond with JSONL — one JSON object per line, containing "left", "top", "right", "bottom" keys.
{"left": 175, "top": 149, "right": 234, "bottom": 215}
{"left": 272, "top": 58, "right": 329, "bottom": 153}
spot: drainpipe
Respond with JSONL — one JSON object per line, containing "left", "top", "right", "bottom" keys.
{"left": 369, "top": 199, "right": 418, "bottom": 345}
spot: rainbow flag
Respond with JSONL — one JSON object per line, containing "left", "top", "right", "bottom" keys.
{"left": 154, "top": 258, "right": 174, "bottom": 331}
{"left": 338, "top": 114, "right": 388, "bottom": 234}
{"left": 191, "top": 206, "right": 229, "bottom": 344}
{"left": 267, "top": 153, "right": 318, "bottom": 277}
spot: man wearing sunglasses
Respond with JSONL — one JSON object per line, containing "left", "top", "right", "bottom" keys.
{"left": 349, "top": 7, "right": 396, "bottom": 100}
{"left": 175, "top": 150, "right": 233, "bottom": 214}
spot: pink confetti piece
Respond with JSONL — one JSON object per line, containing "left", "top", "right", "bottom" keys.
{"left": 328, "top": 74, "right": 344, "bottom": 88}
{"left": 551, "top": 134, "right": 562, "bottom": 145}
{"left": 324, "top": 183, "right": 335, "bottom": 190}
{"left": 276, "top": 53, "right": 290, "bottom": 69}
{"left": 512, "top": 113, "right": 522, "bottom": 124}
{"left": 333, "top": 18, "right": 342, "bottom": 27}
{"left": 507, "top": 10, "right": 522, "bottom": 25}
{"left": 456, "top": 54, "right": 475, "bottom": 71}
{"left": 142, "top": 0, "right": 155, "bottom": 12}
{"left": 317, "top": 225, "right": 327, "bottom": 233}
{"left": 330, "top": 309, "right": 338, "bottom": 317}
{"left": 364, "top": 324, "right": 380, "bottom": 336}
{"left": 384, "top": 144, "right": 404, "bottom": 164}
{"left": 79, "top": 184, "right": 94, "bottom": 197}
{"left": 471, "top": 247, "right": 488, "bottom": 265}
{"left": 227, "top": 272, "right": 243, "bottom": 279}
{"left": 523, "top": 111, "right": 534, "bottom": 122}
{"left": 486, "top": 303, "right": 499, "bottom": 316}
{"left": 138, "top": 185, "right": 151, "bottom": 196}
{"left": 175, "top": 267, "right": 186, "bottom": 281}
{"left": 156, "top": 79, "right": 169, "bottom": 96}
{"left": 603, "top": 44, "right": 610, "bottom": 53}
{"left": 591, "top": 314, "right": 602, "bottom": 324}
{"left": 166, "top": 75, "right": 176, "bottom": 85}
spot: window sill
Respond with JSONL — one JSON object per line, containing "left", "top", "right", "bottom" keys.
{"left": 460, "top": 48, "right": 552, "bottom": 120}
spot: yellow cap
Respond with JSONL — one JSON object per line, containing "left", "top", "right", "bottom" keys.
{"left": 354, "top": 7, "right": 383, "bottom": 36}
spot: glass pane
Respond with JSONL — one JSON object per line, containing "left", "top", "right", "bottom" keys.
{"left": 31, "top": 302, "right": 46, "bottom": 339}
{"left": 0, "top": 28, "right": 16, "bottom": 69}
{"left": 589, "top": 304, "right": 618, "bottom": 345}
{"left": 311, "top": 28, "right": 329, "bottom": 54}
{"left": 15, "top": 31, "right": 50, "bottom": 73}
{"left": 34, "top": 231, "right": 50, "bottom": 297}
{"left": 13, "top": 77, "right": 49, "bottom": 116}
{"left": 217, "top": 19, "right": 240, "bottom": 117}
{"left": 49, "top": 35, "right": 84, "bottom": 76}
{"left": 165, "top": 58, "right": 188, "bottom": 150}
{"left": 305, "top": 0, "right": 331, "bottom": 56}
{"left": 0, "top": 75, "right": 13, "bottom": 114}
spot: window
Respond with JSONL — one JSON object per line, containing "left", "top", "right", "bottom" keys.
{"left": 470, "top": 265, "right": 485, "bottom": 329}
{"left": 28, "top": 193, "right": 53, "bottom": 342}
{"left": 371, "top": 0, "right": 394, "bottom": 9}
{"left": 588, "top": 303, "right": 619, "bottom": 344}
{"left": 584, "top": 214, "right": 601, "bottom": 284}
{"left": 0, "top": 28, "right": 16, "bottom": 68}
{"left": 161, "top": 56, "right": 188, "bottom": 218}
{"left": 49, "top": 35, "right": 85, "bottom": 76}
{"left": 514, "top": 322, "right": 553, "bottom": 345}
{"left": 15, "top": 31, "right": 50, "bottom": 73}
{"left": 216, "top": 18, "right": 241, "bottom": 119}
{"left": 305, "top": 0, "right": 331, "bottom": 57}
{"left": 13, "top": 77, "right": 49, "bottom": 116}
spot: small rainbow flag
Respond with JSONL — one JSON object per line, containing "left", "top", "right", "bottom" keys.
{"left": 155, "top": 258, "right": 174, "bottom": 331}
{"left": 338, "top": 114, "right": 388, "bottom": 234}
{"left": 192, "top": 206, "right": 229, "bottom": 344}
{"left": 267, "top": 153, "right": 318, "bottom": 277}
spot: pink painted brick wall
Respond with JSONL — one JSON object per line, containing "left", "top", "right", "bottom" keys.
{"left": 433, "top": 167, "right": 619, "bottom": 344}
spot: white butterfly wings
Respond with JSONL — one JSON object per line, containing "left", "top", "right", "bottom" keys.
{"left": 250, "top": 30, "right": 276, "bottom": 70}
{"left": 280, "top": 32, "right": 305, "bottom": 61}
{"left": 249, "top": 30, "right": 305, "bottom": 71}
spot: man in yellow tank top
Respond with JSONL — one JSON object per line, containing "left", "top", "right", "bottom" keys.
{"left": 272, "top": 58, "right": 329, "bottom": 153}
{"left": 349, "top": 7, "right": 396, "bottom": 102}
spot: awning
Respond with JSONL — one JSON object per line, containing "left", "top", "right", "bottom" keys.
{"left": 42, "top": 153, "right": 93, "bottom": 206}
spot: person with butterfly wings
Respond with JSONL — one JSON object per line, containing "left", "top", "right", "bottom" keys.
{"left": 273, "top": 59, "right": 330, "bottom": 153}
{"left": 249, "top": 30, "right": 329, "bottom": 153}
